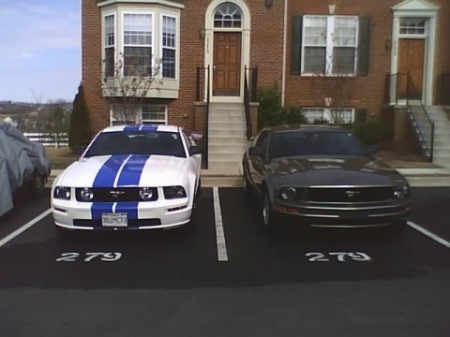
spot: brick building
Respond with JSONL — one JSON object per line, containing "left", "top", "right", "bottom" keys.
{"left": 82, "top": 0, "right": 450, "bottom": 172}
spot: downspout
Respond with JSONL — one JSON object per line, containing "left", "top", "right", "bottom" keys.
{"left": 281, "top": 0, "right": 288, "bottom": 107}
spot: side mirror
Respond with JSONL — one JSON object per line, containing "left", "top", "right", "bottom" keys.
{"left": 72, "top": 146, "right": 86, "bottom": 155}
{"left": 249, "top": 146, "right": 264, "bottom": 157}
{"left": 366, "top": 144, "right": 379, "bottom": 155}
{"left": 189, "top": 145, "right": 203, "bottom": 156}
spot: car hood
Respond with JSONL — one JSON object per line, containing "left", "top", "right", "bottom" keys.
{"left": 57, "top": 154, "right": 188, "bottom": 188}
{"left": 266, "top": 156, "right": 408, "bottom": 186}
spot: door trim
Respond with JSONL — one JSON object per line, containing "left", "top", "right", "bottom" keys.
{"left": 204, "top": 0, "right": 251, "bottom": 103}
{"left": 390, "top": 0, "right": 438, "bottom": 106}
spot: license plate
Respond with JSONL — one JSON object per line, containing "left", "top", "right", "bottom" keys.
{"left": 101, "top": 213, "right": 128, "bottom": 227}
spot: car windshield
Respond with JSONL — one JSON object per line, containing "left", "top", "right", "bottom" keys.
{"left": 269, "top": 130, "right": 366, "bottom": 159}
{"left": 84, "top": 130, "right": 186, "bottom": 158}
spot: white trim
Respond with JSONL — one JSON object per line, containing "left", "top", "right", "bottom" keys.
{"left": 301, "top": 107, "right": 355, "bottom": 123}
{"left": 204, "top": 0, "right": 251, "bottom": 103}
{"left": 98, "top": 0, "right": 185, "bottom": 10}
{"left": 390, "top": 0, "right": 439, "bottom": 106}
{"left": 160, "top": 13, "right": 178, "bottom": 80}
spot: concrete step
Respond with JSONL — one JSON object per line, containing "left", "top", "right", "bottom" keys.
{"left": 209, "top": 122, "right": 246, "bottom": 131}
{"left": 431, "top": 148, "right": 450, "bottom": 157}
{"left": 210, "top": 103, "right": 243, "bottom": 109}
{"left": 209, "top": 114, "right": 246, "bottom": 123}
{"left": 209, "top": 143, "right": 247, "bottom": 154}
{"left": 208, "top": 161, "right": 243, "bottom": 175}
{"left": 208, "top": 129, "right": 246, "bottom": 138}
{"left": 209, "top": 152, "right": 243, "bottom": 162}
{"left": 208, "top": 136, "right": 248, "bottom": 145}
{"left": 432, "top": 139, "right": 450, "bottom": 147}
{"left": 209, "top": 110, "right": 244, "bottom": 118}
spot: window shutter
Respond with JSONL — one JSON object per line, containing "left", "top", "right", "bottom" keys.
{"left": 357, "top": 16, "right": 371, "bottom": 77}
{"left": 291, "top": 15, "right": 303, "bottom": 75}
{"left": 354, "top": 108, "right": 367, "bottom": 124}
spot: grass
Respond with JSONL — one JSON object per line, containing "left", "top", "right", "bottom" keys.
{"left": 46, "top": 147, "right": 78, "bottom": 169}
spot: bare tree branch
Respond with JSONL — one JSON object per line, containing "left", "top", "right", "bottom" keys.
{"left": 310, "top": 57, "right": 357, "bottom": 125}
{"left": 100, "top": 53, "right": 162, "bottom": 124}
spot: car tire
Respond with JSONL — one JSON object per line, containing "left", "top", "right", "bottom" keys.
{"left": 243, "top": 169, "right": 252, "bottom": 198}
{"left": 261, "top": 189, "right": 276, "bottom": 231}
{"left": 196, "top": 178, "right": 202, "bottom": 198}
{"left": 32, "top": 173, "right": 46, "bottom": 198}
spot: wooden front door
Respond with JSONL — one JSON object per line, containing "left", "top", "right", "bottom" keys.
{"left": 213, "top": 32, "right": 242, "bottom": 96}
{"left": 398, "top": 39, "right": 425, "bottom": 100}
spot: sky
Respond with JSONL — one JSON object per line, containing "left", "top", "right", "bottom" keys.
{"left": 0, "top": 0, "right": 81, "bottom": 103}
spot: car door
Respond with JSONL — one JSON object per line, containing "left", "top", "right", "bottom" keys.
{"left": 249, "top": 130, "right": 269, "bottom": 196}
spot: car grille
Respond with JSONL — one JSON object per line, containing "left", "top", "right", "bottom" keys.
{"left": 75, "top": 187, "right": 158, "bottom": 202}
{"left": 73, "top": 219, "right": 161, "bottom": 229}
{"left": 307, "top": 187, "right": 392, "bottom": 203}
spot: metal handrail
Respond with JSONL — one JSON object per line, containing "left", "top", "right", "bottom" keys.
{"left": 406, "top": 72, "right": 434, "bottom": 161}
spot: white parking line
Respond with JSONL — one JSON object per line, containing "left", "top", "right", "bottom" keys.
{"left": 407, "top": 221, "right": 450, "bottom": 248}
{"left": 0, "top": 209, "right": 52, "bottom": 248}
{"left": 213, "top": 186, "right": 228, "bottom": 261}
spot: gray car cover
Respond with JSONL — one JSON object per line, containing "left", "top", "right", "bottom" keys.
{"left": 0, "top": 121, "right": 52, "bottom": 217}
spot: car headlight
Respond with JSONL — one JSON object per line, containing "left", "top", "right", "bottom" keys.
{"left": 163, "top": 186, "right": 187, "bottom": 199}
{"left": 78, "top": 188, "right": 94, "bottom": 201}
{"left": 393, "top": 185, "right": 410, "bottom": 199}
{"left": 280, "top": 186, "right": 297, "bottom": 201}
{"left": 139, "top": 187, "right": 154, "bottom": 200}
{"left": 54, "top": 186, "right": 71, "bottom": 200}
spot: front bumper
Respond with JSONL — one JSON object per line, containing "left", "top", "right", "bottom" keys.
{"left": 273, "top": 201, "right": 412, "bottom": 228}
{"left": 52, "top": 198, "right": 192, "bottom": 231}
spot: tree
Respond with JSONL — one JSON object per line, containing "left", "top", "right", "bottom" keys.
{"left": 42, "top": 100, "right": 71, "bottom": 147}
{"left": 310, "top": 59, "right": 357, "bottom": 125}
{"left": 68, "top": 84, "right": 92, "bottom": 150}
{"left": 101, "top": 52, "right": 161, "bottom": 124}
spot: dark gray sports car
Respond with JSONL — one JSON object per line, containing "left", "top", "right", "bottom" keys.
{"left": 242, "top": 125, "right": 412, "bottom": 232}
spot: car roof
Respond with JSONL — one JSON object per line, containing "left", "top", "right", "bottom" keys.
{"left": 101, "top": 124, "right": 180, "bottom": 133}
{"left": 266, "top": 124, "right": 349, "bottom": 133}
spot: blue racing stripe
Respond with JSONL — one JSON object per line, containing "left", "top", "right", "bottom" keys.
{"left": 123, "top": 125, "right": 141, "bottom": 132}
{"left": 90, "top": 154, "right": 129, "bottom": 220}
{"left": 140, "top": 124, "right": 158, "bottom": 131}
{"left": 115, "top": 154, "right": 151, "bottom": 219}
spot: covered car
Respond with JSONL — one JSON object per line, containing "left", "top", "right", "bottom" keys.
{"left": 0, "top": 121, "right": 51, "bottom": 217}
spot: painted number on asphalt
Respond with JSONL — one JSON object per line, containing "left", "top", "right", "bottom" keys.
{"left": 55, "top": 252, "right": 122, "bottom": 262}
{"left": 306, "top": 252, "right": 371, "bottom": 262}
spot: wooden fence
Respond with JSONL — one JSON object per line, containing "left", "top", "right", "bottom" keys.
{"left": 23, "top": 133, "right": 69, "bottom": 147}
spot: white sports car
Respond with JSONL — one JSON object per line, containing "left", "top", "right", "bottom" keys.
{"left": 51, "top": 124, "right": 202, "bottom": 235}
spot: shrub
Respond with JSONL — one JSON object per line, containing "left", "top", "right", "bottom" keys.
{"left": 68, "top": 84, "right": 92, "bottom": 150}
{"left": 352, "top": 118, "right": 390, "bottom": 145}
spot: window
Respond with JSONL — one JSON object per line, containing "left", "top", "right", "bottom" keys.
{"left": 141, "top": 105, "right": 167, "bottom": 124}
{"left": 302, "top": 108, "right": 354, "bottom": 124}
{"left": 104, "top": 15, "right": 115, "bottom": 77}
{"left": 110, "top": 104, "right": 167, "bottom": 126}
{"left": 399, "top": 17, "right": 426, "bottom": 35}
{"left": 123, "top": 13, "right": 153, "bottom": 77}
{"left": 291, "top": 15, "right": 371, "bottom": 76}
{"left": 303, "top": 16, "right": 358, "bottom": 75}
{"left": 214, "top": 2, "right": 242, "bottom": 28}
{"left": 161, "top": 15, "right": 176, "bottom": 79}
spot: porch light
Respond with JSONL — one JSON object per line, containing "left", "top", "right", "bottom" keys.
{"left": 265, "top": 0, "right": 274, "bottom": 8}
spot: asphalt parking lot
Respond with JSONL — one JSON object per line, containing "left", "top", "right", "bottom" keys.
{"left": 0, "top": 187, "right": 450, "bottom": 337}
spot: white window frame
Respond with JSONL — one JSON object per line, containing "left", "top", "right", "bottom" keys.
{"left": 301, "top": 15, "right": 359, "bottom": 77}
{"left": 109, "top": 104, "right": 168, "bottom": 126}
{"left": 398, "top": 17, "right": 427, "bottom": 38}
{"left": 121, "top": 11, "right": 155, "bottom": 77}
{"left": 302, "top": 107, "right": 355, "bottom": 124}
{"left": 160, "top": 14, "right": 177, "bottom": 80}
{"left": 141, "top": 104, "right": 168, "bottom": 125}
{"left": 102, "top": 13, "right": 117, "bottom": 76}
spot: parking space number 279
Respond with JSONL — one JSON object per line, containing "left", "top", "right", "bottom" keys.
{"left": 56, "top": 252, "right": 122, "bottom": 262}
{"left": 306, "top": 252, "right": 371, "bottom": 262}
